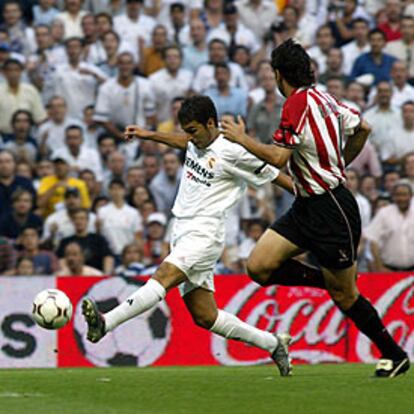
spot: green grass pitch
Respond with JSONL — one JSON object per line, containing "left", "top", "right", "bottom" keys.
{"left": 1, "top": 364, "right": 412, "bottom": 414}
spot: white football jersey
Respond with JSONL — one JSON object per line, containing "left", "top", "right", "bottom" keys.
{"left": 172, "top": 135, "right": 279, "bottom": 219}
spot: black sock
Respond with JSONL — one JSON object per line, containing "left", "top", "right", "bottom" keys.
{"left": 342, "top": 295, "right": 406, "bottom": 360}
{"left": 263, "top": 259, "right": 326, "bottom": 289}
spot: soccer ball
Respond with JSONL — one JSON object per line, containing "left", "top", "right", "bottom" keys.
{"left": 32, "top": 289, "right": 73, "bottom": 330}
{"left": 73, "top": 277, "right": 171, "bottom": 367}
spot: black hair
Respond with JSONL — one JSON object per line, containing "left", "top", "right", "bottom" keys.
{"left": 170, "top": 2, "right": 185, "bottom": 12}
{"left": 352, "top": 17, "right": 370, "bottom": 27}
{"left": 2, "top": 0, "right": 21, "bottom": 11}
{"left": 172, "top": 96, "right": 185, "bottom": 105}
{"left": 20, "top": 224, "right": 40, "bottom": 237}
{"left": 101, "top": 29, "right": 120, "bottom": 43}
{"left": 64, "top": 36, "right": 84, "bottom": 47}
{"left": 208, "top": 38, "right": 228, "bottom": 50}
{"left": 109, "top": 178, "right": 126, "bottom": 189}
{"left": 95, "top": 12, "right": 113, "bottom": 26}
{"left": 369, "top": 28, "right": 386, "bottom": 40}
{"left": 11, "top": 109, "right": 33, "bottom": 126}
{"left": 65, "top": 124, "right": 83, "bottom": 135}
{"left": 178, "top": 96, "right": 218, "bottom": 128}
{"left": 162, "top": 44, "right": 183, "bottom": 60}
{"left": 214, "top": 62, "right": 230, "bottom": 72}
{"left": 16, "top": 255, "right": 34, "bottom": 268}
{"left": 34, "top": 24, "right": 51, "bottom": 32}
{"left": 97, "top": 133, "right": 117, "bottom": 145}
{"left": 402, "top": 100, "right": 414, "bottom": 108}
{"left": 316, "top": 24, "right": 333, "bottom": 37}
{"left": 271, "top": 39, "right": 315, "bottom": 88}
{"left": 3, "top": 58, "right": 24, "bottom": 69}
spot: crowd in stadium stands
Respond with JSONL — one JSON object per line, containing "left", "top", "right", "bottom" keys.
{"left": 0, "top": 0, "right": 414, "bottom": 277}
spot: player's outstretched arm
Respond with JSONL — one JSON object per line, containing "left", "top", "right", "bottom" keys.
{"left": 273, "top": 171, "right": 294, "bottom": 194}
{"left": 222, "top": 116, "right": 292, "bottom": 168}
{"left": 124, "top": 125, "right": 190, "bottom": 150}
{"left": 343, "top": 120, "right": 371, "bottom": 166}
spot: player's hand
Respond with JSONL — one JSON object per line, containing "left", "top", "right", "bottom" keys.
{"left": 221, "top": 116, "right": 247, "bottom": 145}
{"left": 124, "top": 125, "right": 154, "bottom": 142}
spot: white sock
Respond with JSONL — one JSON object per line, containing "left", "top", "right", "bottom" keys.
{"left": 210, "top": 310, "right": 278, "bottom": 353}
{"left": 104, "top": 279, "right": 166, "bottom": 332}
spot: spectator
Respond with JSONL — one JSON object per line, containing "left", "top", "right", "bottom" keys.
{"left": 51, "top": 37, "right": 107, "bottom": 120}
{"left": 143, "top": 212, "right": 168, "bottom": 266}
{"left": 181, "top": 18, "right": 207, "bottom": 74}
{"left": 167, "top": 3, "right": 189, "bottom": 46}
{"left": 3, "top": 110, "right": 38, "bottom": 164}
{"left": 55, "top": 0, "right": 88, "bottom": 39}
{"left": 97, "top": 133, "right": 117, "bottom": 171}
{"left": 387, "top": 101, "right": 414, "bottom": 163}
{"left": 207, "top": 3, "right": 260, "bottom": 59}
{"left": 113, "top": 0, "right": 156, "bottom": 52}
{"left": 364, "top": 81, "right": 401, "bottom": 162}
{"left": 51, "top": 125, "right": 103, "bottom": 181}
{"left": 349, "top": 139, "right": 383, "bottom": 180}
{"left": 280, "top": 5, "right": 312, "bottom": 49}
{"left": 34, "top": 159, "right": 54, "bottom": 189}
{"left": 129, "top": 185, "right": 154, "bottom": 211}
{"left": 157, "top": 96, "right": 185, "bottom": 133}
{"left": 364, "top": 181, "right": 414, "bottom": 271}
{"left": 126, "top": 166, "right": 146, "bottom": 190}
{"left": 81, "top": 14, "right": 98, "bottom": 54}
{"left": 57, "top": 208, "right": 114, "bottom": 273}
{"left": 247, "top": 71, "right": 283, "bottom": 144}
{"left": 389, "top": 61, "right": 414, "bottom": 108}
{"left": 82, "top": 105, "right": 104, "bottom": 149}
{"left": 33, "top": 0, "right": 60, "bottom": 27}
{"left": 0, "top": 236, "right": 17, "bottom": 274}
{"left": 232, "top": 45, "right": 255, "bottom": 90}
{"left": 143, "top": 154, "right": 160, "bottom": 184}
{"left": 345, "top": 80, "right": 367, "bottom": 112}
{"left": 37, "top": 97, "right": 82, "bottom": 157}
{"left": 0, "top": 58, "right": 47, "bottom": 134}
{"left": 96, "top": 30, "right": 120, "bottom": 77}
{"left": 149, "top": 45, "right": 193, "bottom": 122}
{"left": 341, "top": 18, "right": 370, "bottom": 76}
{"left": 37, "top": 156, "right": 91, "bottom": 217}
{"left": 139, "top": 24, "right": 168, "bottom": 76}
{"left": 97, "top": 178, "right": 143, "bottom": 257}
{"left": 238, "top": 219, "right": 266, "bottom": 268}
{"left": 1, "top": 0, "right": 36, "bottom": 56}
{"left": 308, "top": 25, "right": 336, "bottom": 74}
{"left": 115, "top": 242, "right": 146, "bottom": 277}
{"left": 235, "top": 0, "right": 277, "bottom": 41}
{"left": 150, "top": 151, "right": 181, "bottom": 215}
{"left": 383, "top": 170, "right": 401, "bottom": 194}
{"left": 56, "top": 241, "right": 103, "bottom": 276}
{"left": 0, "top": 149, "right": 36, "bottom": 217}
{"left": 14, "top": 256, "right": 35, "bottom": 276}
{"left": 385, "top": 16, "right": 414, "bottom": 80}
{"left": 79, "top": 168, "right": 101, "bottom": 202}
{"left": 0, "top": 188, "right": 42, "bottom": 240}
{"left": 345, "top": 168, "right": 372, "bottom": 228}
{"left": 377, "top": 0, "right": 402, "bottom": 42}
{"left": 42, "top": 186, "right": 97, "bottom": 246}
{"left": 351, "top": 29, "right": 397, "bottom": 85}
{"left": 200, "top": 0, "right": 223, "bottom": 32}
{"left": 205, "top": 62, "right": 248, "bottom": 118}
{"left": 102, "top": 151, "right": 127, "bottom": 190}
{"left": 16, "top": 160, "right": 33, "bottom": 179}
{"left": 360, "top": 174, "right": 379, "bottom": 204}
{"left": 319, "top": 48, "right": 348, "bottom": 85}
{"left": 18, "top": 226, "right": 59, "bottom": 275}
{"left": 192, "top": 38, "right": 248, "bottom": 93}
{"left": 94, "top": 52, "right": 156, "bottom": 141}
{"left": 403, "top": 152, "right": 414, "bottom": 190}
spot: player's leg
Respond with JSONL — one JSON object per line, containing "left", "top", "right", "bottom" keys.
{"left": 182, "top": 287, "right": 292, "bottom": 376}
{"left": 82, "top": 261, "right": 187, "bottom": 343}
{"left": 246, "top": 229, "right": 326, "bottom": 289}
{"left": 322, "top": 264, "right": 409, "bottom": 378}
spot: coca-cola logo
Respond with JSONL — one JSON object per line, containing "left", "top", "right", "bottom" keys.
{"left": 212, "top": 276, "right": 414, "bottom": 365}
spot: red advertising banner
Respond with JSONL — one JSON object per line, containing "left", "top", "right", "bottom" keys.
{"left": 56, "top": 273, "right": 414, "bottom": 367}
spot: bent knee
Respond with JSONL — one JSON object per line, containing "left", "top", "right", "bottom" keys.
{"left": 192, "top": 313, "right": 217, "bottom": 330}
{"left": 328, "top": 289, "right": 358, "bottom": 310}
{"left": 246, "top": 257, "right": 281, "bottom": 286}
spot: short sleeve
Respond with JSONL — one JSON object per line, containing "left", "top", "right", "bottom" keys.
{"left": 273, "top": 93, "right": 307, "bottom": 148}
{"left": 141, "top": 79, "right": 156, "bottom": 117}
{"left": 226, "top": 147, "right": 280, "bottom": 188}
{"left": 337, "top": 101, "right": 361, "bottom": 135}
{"left": 93, "top": 82, "right": 111, "bottom": 123}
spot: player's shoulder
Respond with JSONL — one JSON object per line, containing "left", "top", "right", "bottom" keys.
{"left": 211, "top": 134, "right": 245, "bottom": 160}
{"left": 284, "top": 88, "right": 309, "bottom": 112}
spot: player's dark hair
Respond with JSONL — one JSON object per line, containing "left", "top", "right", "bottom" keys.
{"left": 178, "top": 96, "right": 218, "bottom": 127}
{"left": 271, "top": 39, "right": 315, "bottom": 88}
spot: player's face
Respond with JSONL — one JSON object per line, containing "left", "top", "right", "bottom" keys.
{"left": 182, "top": 120, "right": 215, "bottom": 149}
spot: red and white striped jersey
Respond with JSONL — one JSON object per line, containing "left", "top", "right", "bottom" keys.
{"left": 273, "top": 86, "right": 361, "bottom": 197}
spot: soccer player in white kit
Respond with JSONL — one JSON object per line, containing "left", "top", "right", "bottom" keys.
{"left": 82, "top": 96, "right": 294, "bottom": 376}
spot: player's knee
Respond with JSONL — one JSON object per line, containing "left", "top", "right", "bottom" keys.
{"left": 328, "top": 288, "right": 358, "bottom": 310}
{"left": 192, "top": 313, "right": 216, "bottom": 330}
{"left": 246, "top": 258, "right": 272, "bottom": 286}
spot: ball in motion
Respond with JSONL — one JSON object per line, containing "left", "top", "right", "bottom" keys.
{"left": 32, "top": 289, "right": 73, "bottom": 329}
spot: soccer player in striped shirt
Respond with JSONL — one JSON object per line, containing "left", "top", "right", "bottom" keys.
{"left": 222, "top": 39, "right": 409, "bottom": 378}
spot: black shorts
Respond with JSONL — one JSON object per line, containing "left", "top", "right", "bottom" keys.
{"left": 270, "top": 185, "right": 361, "bottom": 270}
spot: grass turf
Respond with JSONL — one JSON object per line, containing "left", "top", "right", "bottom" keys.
{"left": 0, "top": 364, "right": 412, "bottom": 414}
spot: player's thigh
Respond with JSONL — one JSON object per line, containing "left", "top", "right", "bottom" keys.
{"left": 248, "top": 229, "right": 303, "bottom": 273}
{"left": 152, "top": 261, "right": 188, "bottom": 291}
{"left": 183, "top": 287, "right": 218, "bottom": 329}
{"left": 322, "top": 263, "right": 359, "bottom": 310}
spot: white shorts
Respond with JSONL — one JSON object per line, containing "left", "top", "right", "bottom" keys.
{"left": 164, "top": 216, "right": 225, "bottom": 296}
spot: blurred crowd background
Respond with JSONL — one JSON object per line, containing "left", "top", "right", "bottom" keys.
{"left": 0, "top": 0, "right": 414, "bottom": 277}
